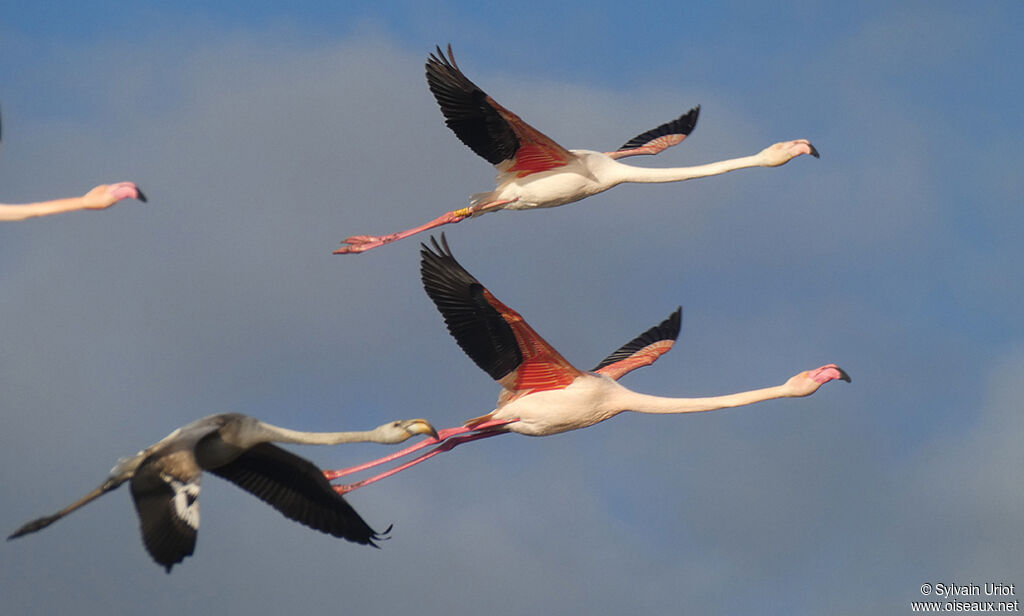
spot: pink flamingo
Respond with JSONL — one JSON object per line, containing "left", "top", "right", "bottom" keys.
{"left": 0, "top": 107, "right": 147, "bottom": 221}
{"left": 335, "top": 45, "right": 818, "bottom": 254}
{"left": 325, "top": 235, "right": 849, "bottom": 492}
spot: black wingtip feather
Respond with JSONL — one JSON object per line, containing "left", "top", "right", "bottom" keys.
{"left": 591, "top": 307, "right": 682, "bottom": 372}
{"left": 210, "top": 444, "right": 384, "bottom": 547}
{"left": 618, "top": 106, "right": 700, "bottom": 151}
{"left": 425, "top": 44, "right": 519, "bottom": 165}
{"left": 420, "top": 234, "right": 524, "bottom": 381}
{"left": 130, "top": 470, "right": 198, "bottom": 572}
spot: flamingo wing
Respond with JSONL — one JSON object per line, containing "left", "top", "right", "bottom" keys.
{"left": 606, "top": 106, "right": 700, "bottom": 159}
{"left": 592, "top": 307, "right": 682, "bottom": 380}
{"left": 420, "top": 235, "right": 583, "bottom": 397}
{"left": 129, "top": 452, "right": 202, "bottom": 573}
{"left": 208, "top": 443, "right": 385, "bottom": 546}
{"left": 426, "top": 44, "right": 573, "bottom": 177}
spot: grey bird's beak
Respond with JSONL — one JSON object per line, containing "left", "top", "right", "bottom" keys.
{"left": 403, "top": 418, "right": 440, "bottom": 440}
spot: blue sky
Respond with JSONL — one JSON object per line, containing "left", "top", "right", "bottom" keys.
{"left": 2, "top": 2, "right": 1022, "bottom": 614}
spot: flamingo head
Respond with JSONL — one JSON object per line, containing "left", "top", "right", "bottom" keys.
{"left": 785, "top": 363, "right": 851, "bottom": 397}
{"left": 758, "top": 139, "right": 820, "bottom": 167}
{"left": 82, "top": 182, "right": 148, "bottom": 210}
{"left": 374, "top": 418, "right": 440, "bottom": 443}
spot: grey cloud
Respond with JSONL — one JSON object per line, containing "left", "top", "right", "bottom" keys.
{"left": 2, "top": 12, "right": 1022, "bottom": 615}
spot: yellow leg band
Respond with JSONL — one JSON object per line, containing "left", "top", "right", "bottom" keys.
{"left": 452, "top": 207, "right": 473, "bottom": 218}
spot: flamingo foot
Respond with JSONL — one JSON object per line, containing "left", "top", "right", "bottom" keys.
{"left": 759, "top": 139, "right": 820, "bottom": 167}
{"left": 334, "top": 209, "right": 473, "bottom": 255}
{"left": 334, "top": 482, "right": 362, "bottom": 495}
{"left": 333, "top": 234, "right": 400, "bottom": 254}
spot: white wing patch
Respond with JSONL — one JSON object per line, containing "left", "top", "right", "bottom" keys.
{"left": 161, "top": 472, "right": 200, "bottom": 530}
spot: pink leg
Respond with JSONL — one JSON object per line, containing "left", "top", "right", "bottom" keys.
{"left": 323, "top": 426, "right": 470, "bottom": 480}
{"left": 333, "top": 428, "right": 508, "bottom": 495}
{"left": 322, "top": 418, "right": 515, "bottom": 480}
{"left": 333, "top": 200, "right": 516, "bottom": 255}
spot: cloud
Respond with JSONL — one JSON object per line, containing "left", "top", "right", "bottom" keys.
{"left": 2, "top": 8, "right": 1022, "bottom": 615}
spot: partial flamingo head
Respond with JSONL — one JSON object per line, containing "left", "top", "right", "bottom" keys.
{"left": 759, "top": 139, "right": 820, "bottom": 166}
{"left": 108, "top": 182, "right": 147, "bottom": 203}
{"left": 785, "top": 363, "right": 851, "bottom": 397}
{"left": 81, "top": 182, "right": 148, "bottom": 210}
{"left": 378, "top": 418, "right": 440, "bottom": 443}
{"left": 808, "top": 363, "right": 850, "bottom": 384}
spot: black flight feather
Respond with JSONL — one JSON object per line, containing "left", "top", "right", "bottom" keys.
{"left": 208, "top": 443, "right": 384, "bottom": 546}
{"left": 420, "top": 234, "right": 523, "bottom": 381}
{"left": 130, "top": 460, "right": 198, "bottom": 573}
{"left": 426, "top": 44, "right": 519, "bottom": 165}
{"left": 618, "top": 106, "right": 700, "bottom": 152}
{"left": 591, "top": 307, "right": 682, "bottom": 372}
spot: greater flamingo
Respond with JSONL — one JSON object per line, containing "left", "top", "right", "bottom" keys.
{"left": 0, "top": 107, "right": 147, "bottom": 221}
{"left": 335, "top": 45, "right": 818, "bottom": 254}
{"left": 8, "top": 414, "right": 437, "bottom": 571}
{"left": 325, "top": 236, "right": 849, "bottom": 492}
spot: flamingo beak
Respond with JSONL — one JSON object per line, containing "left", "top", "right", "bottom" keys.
{"left": 808, "top": 363, "right": 851, "bottom": 384}
{"left": 135, "top": 187, "right": 149, "bottom": 203}
{"left": 403, "top": 419, "right": 440, "bottom": 440}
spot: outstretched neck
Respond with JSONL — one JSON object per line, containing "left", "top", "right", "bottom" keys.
{"left": 611, "top": 383, "right": 793, "bottom": 415}
{"left": 0, "top": 197, "right": 87, "bottom": 221}
{"left": 253, "top": 423, "right": 387, "bottom": 447}
{"left": 614, "top": 154, "right": 765, "bottom": 184}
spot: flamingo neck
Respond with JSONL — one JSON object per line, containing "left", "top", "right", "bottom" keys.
{"left": 610, "top": 383, "right": 793, "bottom": 415}
{"left": 0, "top": 197, "right": 87, "bottom": 221}
{"left": 613, "top": 154, "right": 765, "bottom": 184}
{"left": 255, "top": 425, "right": 387, "bottom": 446}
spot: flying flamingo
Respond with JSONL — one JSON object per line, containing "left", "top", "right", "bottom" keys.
{"left": 0, "top": 106, "right": 147, "bottom": 221}
{"left": 324, "top": 235, "right": 849, "bottom": 492}
{"left": 8, "top": 414, "right": 437, "bottom": 572}
{"left": 335, "top": 45, "right": 819, "bottom": 254}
